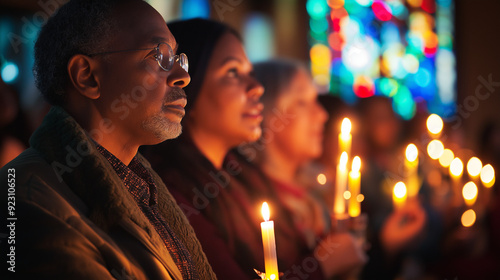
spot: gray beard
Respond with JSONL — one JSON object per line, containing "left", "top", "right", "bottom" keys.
{"left": 142, "top": 113, "right": 182, "bottom": 142}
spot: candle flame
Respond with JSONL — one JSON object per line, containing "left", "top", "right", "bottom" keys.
{"left": 462, "top": 181, "right": 478, "bottom": 201}
{"left": 341, "top": 118, "right": 352, "bottom": 135}
{"left": 439, "top": 149, "right": 454, "bottom": 167}
{"left": 352, "top": 156, "right": 361, "bottom": 172}
{"left": 480, "top": 164, "right": 495, "bottom": 188}
{"left": 450, "top": 157, "right": 464, "bottom": 177}
{"left": 467, "top": 157, "right": 482, "bottom": 177}
{"left": 340, "top": 152, "right": 348, "bottom": 168}
{"left": 426, "top": 114, "right": 443, "bottom": 135}
{"left": 261, "top": 202, "right": 270, "bottom": 222}
{"left": 461, "top": 209, "right": 476, "bottom": 227}
{"left": 427, "top": 140, "right": 444, "bottom": 160}
{"left": 405, "top": 144, "right": 418, "bottom": 162}
{"left": 394, "top": 182, "right": 407, "bottom": 198}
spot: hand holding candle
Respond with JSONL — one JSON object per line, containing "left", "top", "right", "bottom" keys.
{"left": 261, "top": 202, "right": 279, "bottom": 280}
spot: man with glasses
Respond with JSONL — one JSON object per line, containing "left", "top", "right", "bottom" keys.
{"left": 0, "top": 0, "right": 215, "bottom": 279}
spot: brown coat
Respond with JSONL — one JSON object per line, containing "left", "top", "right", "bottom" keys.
{"left": 0, "top": 106, "right": 216, "bottom": 279}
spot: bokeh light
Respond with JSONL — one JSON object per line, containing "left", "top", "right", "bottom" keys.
{"left": 480, "top": 164, "right": 495, "bottom": 188}
{"left": 180, "top": 0, "right": 209, "bottom": 19}
{"left": 317, "top": 173, "right": 327, "bottom": 185}
{"left": 427, "top": 139, "right": 444, "bottom": 160}
{"left": 1, "top": 62, "right": 19, "bottom": 83}
{"left": 439, "top": 149, "right": 454, "bottom": 167}
{"left": 344, "top": 190, "right": 351, "bottom": 200}
{"left": 394, "top": 182, "right": 407, "bottom": 198}
{"left": 462, "top": 181, "right": 478, "bottom": 206}
{"left": 461, "top": 209, "right": 476, "bottom": 227}
{"left": 450, "top": 157, "right": 464, "bottom": 177}
{"left": 307, "top": 0, "right": 329, "bottom": 19}
{"left": 466, "top": 157, "right": 482, "bottom": 178}
{"left": 406, "top": 144, "right": 419, "bottom": 162}
{"left": 426, "top": 114, "right": 444, "bottom": 135}
{"left": 372, "top": 0, "right": 392, "bottom": 21}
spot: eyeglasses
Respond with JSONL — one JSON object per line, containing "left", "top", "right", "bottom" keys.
{"left": 87, "top": 42, "right": 188, "bottom": 73}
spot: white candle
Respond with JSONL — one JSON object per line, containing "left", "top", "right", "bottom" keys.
{"left": 334, "top": 152, "right": 349, "bottom": 216}
{"left": 261, "top": 202, "right": 278, "bottom": 280}
{"left": 348, "top": 156, "right": 361, "bottom": 217}
{"left": 405, "top": 144, "right": 419, "bottom": 198}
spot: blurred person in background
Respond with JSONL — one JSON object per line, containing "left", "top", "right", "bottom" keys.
{"left": 248, "top": 59, "right": 368, "bottom": 279}
{"left": 0, "top": 76, "right": 30, "bottom": 167}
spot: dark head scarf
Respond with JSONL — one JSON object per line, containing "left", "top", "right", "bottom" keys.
{"left": 167, "top": 18, "right": 240, "bottom": 114}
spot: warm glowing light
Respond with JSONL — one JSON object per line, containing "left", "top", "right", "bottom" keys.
{"left": 317, "top": 173, "right": 327, "bottom": 185}
{"left": 426, "top": 114, "right": 444, "bottom": 135}
{"left": 461, "top": 209, "right": 476, "bottom": 227}
{"left": 341, "top": 118, "right": 352, "bottom": 135}
{"left": 439, "top": 149, "right": 454, "bottom": 167}
{"left": 405, "top": 144, "right": 418, "bottom": 162}
{"left": 352, "top": 156, "right": 361, "bottom": 172}
{"left": 462, "top": 181, "right": 478, "bottom": 204}
{"left": 344, "top": 190, "right": 351, "bottom": 200}
{"left": 467, "top": 157, "right": 482, "bottom": 178}
{"left": 261, "top": 202, "right": 270, "bottom": 222}
{"left": 481, "top": 164, "right": 495, "bottom": 188}
{"left": 427, "top": 140, "right": 444, "bottom": 160}
{"left": 340, "top": 152, "right": 348, "bottom": 168}
{"left": 327, "top": 0, "right": 345, "bottom": 9}
{"left": 450, "top": 158, "right": 464, "bottom": 177}
{"left": 356, "top": 194, "right": 365, "bottom": 202}
{"left": 394, "top": 182, "right": 407, "bottom": 198}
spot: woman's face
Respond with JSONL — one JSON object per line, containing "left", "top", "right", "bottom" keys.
{"left": 187, "top": 32, "right": 264, "bottom": 147}
{"left": 264, "top": 68, "right": 328, "bottom": 162}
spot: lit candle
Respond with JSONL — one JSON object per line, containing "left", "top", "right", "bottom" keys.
{"left": 480, "top": 164, "right": 495, "bottom": 188}
{"left": 261, "top": 202, "right": 279, "bottom": 280}
{"left": 334, "top": 152, "right": 349, "bottom": 217}
{"left": 426, "top": 114, "right": 443, "bottom": 138}
{"left": 427, "top": 139, "right": 444, "bottom": 160}
{"left": 339, "top": 118, "right": 352, "bottom": 156}
{"left": 450, "top": 157, "right": 464, "bottom": 204}
{"left": 405, "top": 144, "right": 419, "bottom": 198}
{"left": 348, "top": 156, "right": 361, "bottom": 217}
{"left": 462, "top": 181, "right": 478, "bottom": 206}
{"left": 393, "top": 181, "right": 407, "bottom": 209}
{"left": 467, "top": 157, "right": 482, "bottom": 181}
{"left": 461, "top": 209, "right": 476, "bottom": 227}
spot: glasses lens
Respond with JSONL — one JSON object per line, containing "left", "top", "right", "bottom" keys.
{"left": 157, "top": 43, "right": 173, "bottom": 71}
{"left": 179, "top": 53, "right": 188, "bottom": 73}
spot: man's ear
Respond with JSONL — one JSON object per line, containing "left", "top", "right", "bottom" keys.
{"left": 67, "top": 54, "right": 101, "bottom": 99}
